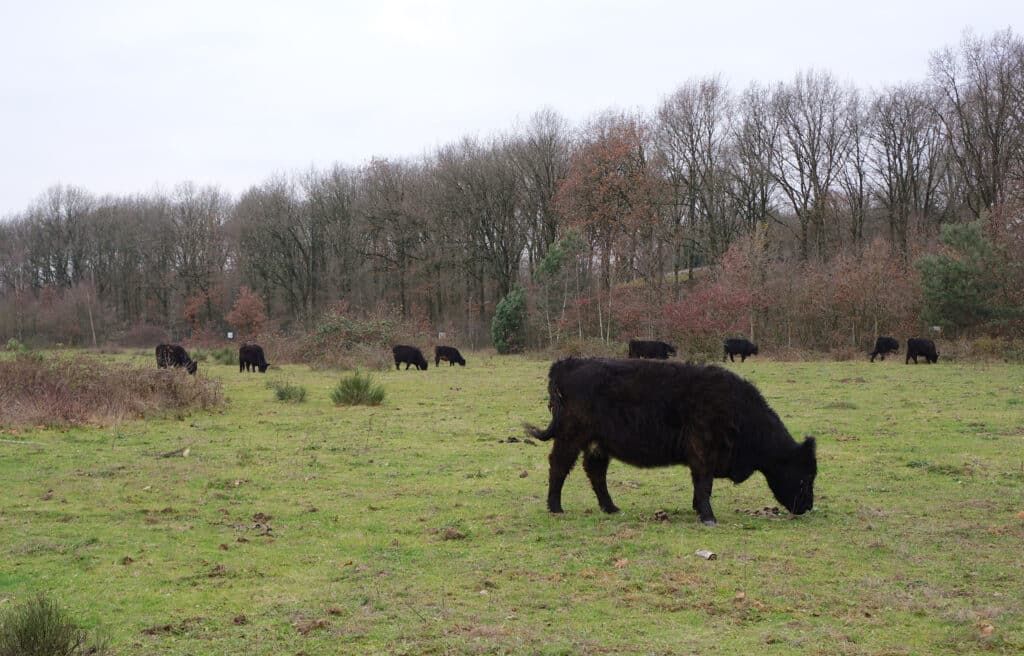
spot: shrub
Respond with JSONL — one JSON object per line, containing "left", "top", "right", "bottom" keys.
{"left": 266, "top": 379, "right": 307, "bottom": 403}
{"left": 0, "top": 355, "right": 224, "bottom": 427}
{"left": 330, "top": 371, "right": 385, "bottom": 406}
{"left": 209, "top": 346, "right": 236, "bottom": 365}
{"left": 491, "top": 286, "right": 527, "bottom": 354}
{"left": 0, "top": 594, "right": 108, "bottom": 656}
{"left": 6, "top": 338, "right": 27, "bottom": 353}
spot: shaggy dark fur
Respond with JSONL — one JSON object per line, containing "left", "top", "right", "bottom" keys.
{"left": 906, "top": 338, "right": 939, "bottom": 364}
{"left": 155, "top": 344, "right": 197, "bottom": 375}
{"left": 723, "top": 337, "right": 759, "bottom": 363}
{"left": 869, "top": 336, "right": 900, "bottom": 362}
{"left": 434, "top": 345, "right": 466, "bottom": 367}
{"left": 392, "top": 345, "right": 429, "bottom": 371}
{"left": 627, "top": 339, "right": 677, "bottom": 359}
{"left": 525, "top": 358, "right": 816, "bottom": 525}
{"left": 239, "top": 344, "right": 270, "bottom": 373}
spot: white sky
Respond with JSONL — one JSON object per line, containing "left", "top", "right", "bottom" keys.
{"left": 1, "top": 0, "right": 1021, "bottom": 216}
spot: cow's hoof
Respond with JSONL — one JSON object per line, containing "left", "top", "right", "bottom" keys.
{"left": 701, "top": 519, "right": 717, "bottom": 527}
{"left": 602, "top": 505, "right": 620, "bottom": 514}
{"left": 548, "top": 507, "right": 564, "bottom": 514}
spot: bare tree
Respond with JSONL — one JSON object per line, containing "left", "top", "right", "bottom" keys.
{"left": 930, "top": 29, "right": 1024, "bottom": 216}
{"left": 770, "top": 71, "right": 852, "bottom": 259}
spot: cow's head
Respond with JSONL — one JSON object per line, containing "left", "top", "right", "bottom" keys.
{"left": 258, "top": 362, "right": 270, "bottom": 373}
{"left": 765, "top": 436, "right": 816, "bottom": 515}
{"left": 667, "top": 344, "right": 677, "bottom": 357}
{"left": 186, "top": 360, "right": 198, "bottom": 375}
{"left": 751, "top": 344, "right": 759, "bottom": 355}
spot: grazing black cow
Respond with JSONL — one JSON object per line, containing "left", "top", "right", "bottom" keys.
{"left": 869, "top": 336, "right": 900, "bottom": 362}
{"left": 155, "top": 344, "right": 197, "bottom": 375}
{"left": 434, "top": 345, "right": 466, "bottom": 367}
{"left": 239, "top": 343, "right": 270, "bottom": 373}
{"left": 392, "top": 345, "right": 429, "bottom": 370}
{"left": 525, "top": 358, "right": 816, "bottom": 525}
{"left": 906, "top": 338, "right": 939, "bottom": 364}
{"left": 723, "top": 338, "right": 759, "bottom": 363}
{"left": 627, "top": 339, "right": 677, "bottom": 359}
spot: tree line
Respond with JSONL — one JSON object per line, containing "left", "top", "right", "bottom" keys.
{"left": 1, "top": 29, "right": 1022, "bottom": 350}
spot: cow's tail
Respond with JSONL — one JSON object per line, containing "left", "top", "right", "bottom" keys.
{"left": 524, "top": 383, "right": 563, "bottom": 442}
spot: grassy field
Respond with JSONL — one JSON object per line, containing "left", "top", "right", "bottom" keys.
{"left": 2, "top": 353, "right": 1023, "bottom": 655}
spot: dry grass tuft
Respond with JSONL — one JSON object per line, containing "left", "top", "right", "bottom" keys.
{"left": 0, "top": 353, "right": 224, "bottom": 427}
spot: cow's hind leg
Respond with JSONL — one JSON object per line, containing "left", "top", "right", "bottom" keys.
{"left": 691, "top": 470, "right": 717, "bottom": 526}
{"left": 583, "top": 445, "right": 619, "bottom": 513}
{"left": 547, "top": 441, "right": 580, "bottom": 514}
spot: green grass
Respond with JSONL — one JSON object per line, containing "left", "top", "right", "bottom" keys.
{"left": 1, "top": 354, "right": 1023, "bottom": 654}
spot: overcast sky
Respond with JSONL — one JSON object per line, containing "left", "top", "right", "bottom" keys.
{"left": 1, "top": 0, "right": 1020, "bottom": 217}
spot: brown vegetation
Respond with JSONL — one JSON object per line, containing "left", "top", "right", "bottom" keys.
{"left": 0, "top": 353, "right": 224, "bottom": 427}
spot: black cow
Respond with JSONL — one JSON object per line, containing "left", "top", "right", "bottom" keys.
{"left": 525, "top": 358, "right": 816, "bottom": 525}
{"left": 434, "top": 345, "right": 466, "bottom": 367}
{"left": 723, "top": 338, "right": 759, "bottom": 363}
{"left": 628, "top": 339, "right": 677, "bottom": 359}
{"left": 906, "top": 338, "right": 939, "bottom": 364}
{"left": 392, "top": 345, "right": 429, "bottom": 370}
{"left": 869, "top": 336, "right": 900, "bottom": 362}
{"left": 155, "top": 344, "right": 198, "bottom": 375}
{"left": 239, "top": 344, "right": 270, "bottom": 373}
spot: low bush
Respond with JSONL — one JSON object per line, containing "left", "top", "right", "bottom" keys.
{"left": 0, "top": 353, "right": 224, "bottom": 427}
{"left": 208, "top": 346, "right": 237, "bottom": 365}
{"left": 266, "top": 379, "right": 307, "bottom": 403}
{"left": 0, "top": 594, "right": 108, "bottom": 656}
{"left": 329, "top": 371, "right": 385, "bottom": 406}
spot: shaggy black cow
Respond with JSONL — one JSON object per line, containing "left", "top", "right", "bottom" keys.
{"left": 627, "top": 339, "right": 676, "bottom": 359}
{"left": 434, "top": 345, "right": 466, "bottom": 367}
{"left": 723, "top": 338, "right": 759, "bottom": 363}
{"left": 869, "top": 336, "right": 900, "bottom": 362}
{"left": 906, "top": 338, "right": 939, "bottom": 364}
{"left": 239, "top": 344, "right": 270, "bottom": 373}
{"left": 155, "top": 344, "right": 198, "bottom": 375}
{"left": 392, "top": 345, "right": 429, "bottom": 370}
{"left": 525, "top": 358, "right": 816, "bottom": 525}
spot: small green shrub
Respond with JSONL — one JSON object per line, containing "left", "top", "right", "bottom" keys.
{"left": 6, "top": 338, "right": 27, "bottom": 353}
{"left": 266, "top": 379, "right": 307, "bottom": 403}
{"left": 491, "top": 286, "right": 527, "bottom": 354}
{"left": 209, "top": 346, "right": 237, "bottom": 365}
{"left": 330, "top": 371, "right": 385, "bottom": 406}
{"left": 0, "top": 594, "right": 107, "bottom": 656}
{"left": 190, "top": 348, "right": 209, "bottom": 362}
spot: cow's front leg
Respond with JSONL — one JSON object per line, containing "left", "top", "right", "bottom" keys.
{"left": 547, "top": 442, "right": 580, "bottom": 513}
{"left": 691, "top": 470, "right": 717, "bottom": 526}
{"left": 583, "top": 446, "right": 619, "bottom": 513}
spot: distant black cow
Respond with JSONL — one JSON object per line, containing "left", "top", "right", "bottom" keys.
{"left": 239, "top": 344, "right": 270, "bottom": 373}
{"left": 434, "top": 345, "right": 466, "bottom": 367}
{"left": 906, "top": 338, "right": 939, "bottom": 364}
{"left": 627, "top": 339, "right": 676, "bottom": 359}
{"left": 155, "top": 344, "right": 197, "bottom": 375}
{"left": 723, "top": 338, "right": 759, "bottom": 363}
{"left": 869, "top": 336, "right": 900, "bottom": 362}
{"left": 525, "top": 358, "right": 816, "bottom": 525}
{"left": 392, "top": 345, "right": 429, "bottom": 370}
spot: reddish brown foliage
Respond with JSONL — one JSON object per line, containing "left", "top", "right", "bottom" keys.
{"left": 225, "top": 286, "right": 267, "bottom": 338}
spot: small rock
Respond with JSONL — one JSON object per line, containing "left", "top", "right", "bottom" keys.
{"left": 232, "top": 615, "right": 247, "bottom": 625}
{"left": 519, "top": 470, "right": 529, "bottom": 478}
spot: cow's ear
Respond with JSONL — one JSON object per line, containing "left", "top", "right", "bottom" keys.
{"left": 801, "top": 436, "right": 816, "bottom": 461}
